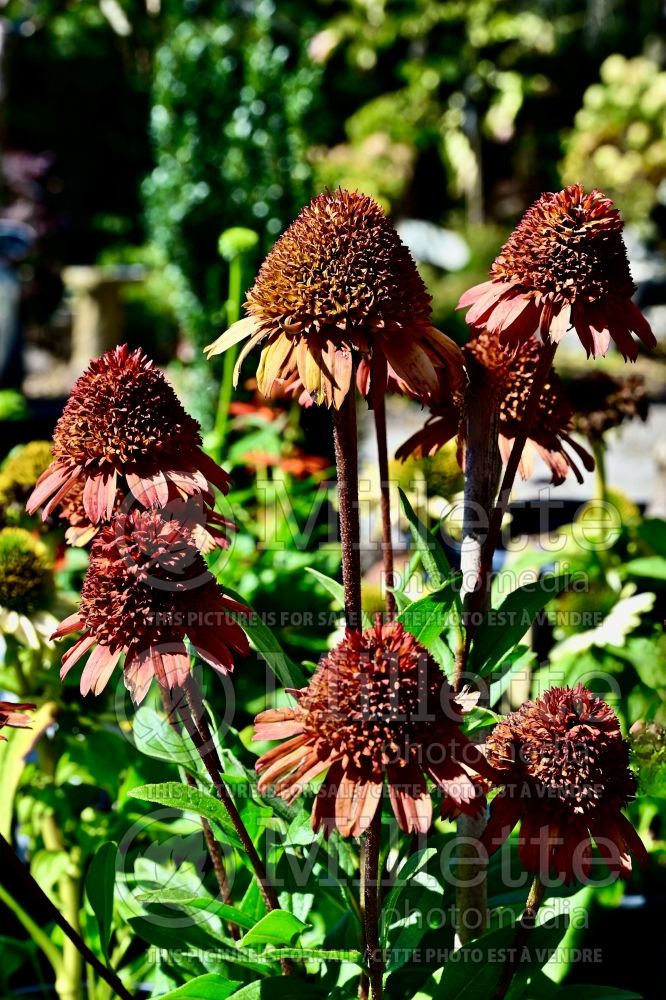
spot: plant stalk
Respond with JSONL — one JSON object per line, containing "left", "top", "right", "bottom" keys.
{"left": 361, "top": 809, "right": 384, "bottom": 1000}
{"left": 178, "top": 681, "right": 294, "bottom": 974}
{"left": 371, "top": 369, "right": 396, "bottom": 620}
{"left": 332, "top": 383, "right": 363, "bottom": 629}
{"left": 0, "top": 833, "right": 133, "bottom": 1000}
{"left": 492, "top": 875, "right": 547, "bottom": 1000}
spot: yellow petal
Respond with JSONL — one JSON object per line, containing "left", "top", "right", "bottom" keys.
{"left": 204, "top": 316, "right": 259, "bottom": 358}
{"left": 256, "top": 335, "right": 294, "bottom": 396}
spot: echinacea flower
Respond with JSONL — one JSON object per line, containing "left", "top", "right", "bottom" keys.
{"left": 397, "top": 331, "right": 594, "bottom": 485}
{"left": 26, "top": 346, "right": 231, "bottom": 541}
{"left": 458, "top": 185, "right": 656, "bottom": 360}
{"left": 483, "top": 684, "right": 647, "bottom": 883}
{"left": 0, "top": 527, "right": 62, "bottom": 649}
{"left": 254, "top": 620, "right": 493, "bottom": 837}
{"left": 205, "top": 190, "right": 464, "bottom": 407}
{"left": 52, "top": 507, "right": 249, "bottom": 703}
{"left": 0, "top": 700, "right": 34, "bottom": 740}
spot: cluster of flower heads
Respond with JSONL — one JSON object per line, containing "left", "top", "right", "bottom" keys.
{"left": 458, "top": 184, "right": 655, "bottom": 360}
{"left": 28, "top": 346, "right": 249, "bottom": 703}
{"left": 397, "top": 330, "right": 594, "bottom": 486}
{"left": 205, "top": 189, "right": 465, "bottom": 409}
{"left": 255, "top": 631, "right": 645, "bottom": 883}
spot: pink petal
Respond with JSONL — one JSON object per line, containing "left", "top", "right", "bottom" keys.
{"left": 60, "top": 634, "right": 95, "bottom": 679}
{"left": 80, "top": 644, "right": 122, "bottom": 696}
{"left": 195, "top": 450, "right": 232, "bottom": 495}
{"left": 126, "top": 469, "right": 169, "bottom": 507}
{"left": 26, "top": 463, "right": 72, "bottom": 516}
{"left": 51, "top": 612, "right": 85, "bottom": 639}
{"left": 457, "top": 279, "right": 498, "bottom": 309}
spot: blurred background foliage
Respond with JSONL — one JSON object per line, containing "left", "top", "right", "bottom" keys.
{"left": 3, "top": 0, "right": 666, "bottom": 385}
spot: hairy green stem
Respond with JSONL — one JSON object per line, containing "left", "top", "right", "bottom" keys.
{"left": 492, "top": 875, "right": 547, "bottom": 1000}
{"left": 371, "top": 371, "right": 396, "bottom": 621}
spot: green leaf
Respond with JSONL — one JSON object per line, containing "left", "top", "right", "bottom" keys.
{"left": 85, "top": 841, "right": 117, "bottom": 961}
{"left": 224, "top": 587, "right": 308, "bottom": 689}
{"left": 469, "top": 575, "right": 567, "bottom": 675}
{"left": 134, "top": 888, "right": 255, "bottom": 930}
{"left": 398, "top": 488, "right": 451, "bottom": 586}
{"left": 305, "top": 568, "right": 371, "bottom": 627}
{"left": 0, "top": 701, "right": 56, "bottom": 838}
{"left": 128, "top": 782, "right": 244, "bottom": 850}
{"left": 133, "top": 705, "right": 201, "bottom": 773}
{"left": 30, "top": 849, "right": 70, "bottom": 896}
{"left": 240, "top": 910, "right": 308, "bottom": 947}
{"left": 229, "top": 977, "right": 324, "bottom": 998}
{"left": 397, "top": 583, "right": 459, "bottom": 649}
{"left": 156, "top": 975, "right": 241, "bottom": 999}
{"left": 623, "top": 556, "right": 666, "bottom": 580}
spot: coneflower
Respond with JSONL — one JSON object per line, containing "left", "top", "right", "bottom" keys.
{"left": 205, "top": 190, "right": 464, "bottom": 407}
{"left": 484, "top": 684, "right": 647, "bottom": 883}
{"left": 52, "top": 507, "right": 249, "bottom": 703}
{"left": 27, "top": 346, "right": 231, "bottom": 544}
{"left": 397, "top": 332, "right": 593, "bottom": 486}
{"left": 458, "top": 185, "right": 655, "bottom": 360}
{"left": 254, "top": 620, "right": 492, "bottom": 837}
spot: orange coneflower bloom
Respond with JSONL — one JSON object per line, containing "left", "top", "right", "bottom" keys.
{"left": 52, "top": 507, "right": 249, "bottom": 703}
{"left": 254, "top": 620, "right": 493, "bottom": 837}
{"left": 397, "top": 331, "right": 593, "bottom": 486}
{"left": 27, "top": 346, "right": 232, "bottom": 548}
{"left": 458, "top": 185, "right": 656, "bottom": 360}
{"left": 205, "top": 190, "right": 464, "bottom": 408}
{"left": 484, "top": 684, "right": 647, "bottom": 883}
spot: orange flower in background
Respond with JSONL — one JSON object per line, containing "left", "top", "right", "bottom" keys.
{"left": 458, "top": 185, "right": 656, "bottom": 360}
{"left": 27, "top": 346, "right": 231, "bottom": 548}
{"left": 483, "top": 684, "right": 647, "bottom": 883}
{"left": 254, "top": 620, "right": 493, "bottom": 837}
{"left": 0, "top": 700, "right": 34, "bottom": 740}
{"left": 205, "top": 190, "right": 464, "bottom": 407}
{"left": 52, "top": 508, "right": 249, "bottom": 703}
{"left": 397, "top": 331, "right": 594, "bottom": 485}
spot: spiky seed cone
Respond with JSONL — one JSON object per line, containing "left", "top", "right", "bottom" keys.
{"left": 397, "top": 332, "right": 594, "bottom": 485}
{"left": 483, "top": 683, "right": 647, "bottom": 882}
{"left": 458, "top": 185, "right": 655, "bottom": 360}
{"left": 52, "top": 507, "right": 249, "bottom": 703}
{"left": 254, "top": 619, "right": 493, "bottom": 837}
{"left": 26, "top": 346, "right": 230, "bottom": 545}
{"left": 206, "top": 190, "right": 464, "bottom": 407}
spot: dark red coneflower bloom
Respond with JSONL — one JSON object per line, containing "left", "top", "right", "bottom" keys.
{"left": 26, "top": 346, "right": 231, "bottom": 546}
{"left": 397, "top": 332, "right": 594, "bottom": 486}
{"left": 0, "top": 700, "right": 34, "bottom": 740}
{"left": 205, "top": 190, "right": 464, "bottom": 407}
{"left": 52, "top": 507, "right": 249, "bottom": 703}
{"left": 483, "top": 684, "right": 647, "bottom": 883}
{"left": 458, "top": 185, "right": 656, "bottom": 360}
{"left": 254, "top": 620, "right": 493, "bottom": 837}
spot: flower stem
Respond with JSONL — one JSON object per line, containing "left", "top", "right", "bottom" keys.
{"left": 371, "top": 369, "right": 396, "bottom": 621}
{"left": 492, "top": 875, "right": 547, "bottom": 1000}
{"left": 178, "top": 682, "right": 280, "bottom": 912}
{"left": 361, "top": 809, "right": 384, "bottom": 1000}
{"left": 332, "top": 382, "right": 362, "bottom": 629}
{"left": 210, "top": 253, "right": 244, "bottom": 458}
{"left": 0, "top": 833, "right": 133, "bottom": 1000}
{"left": 178, "top": 680, "right": 294, "bottom": 974}
{"left": 479, "top": 339, "right": 557, "bottom": 594}
{"left": 160, "top": 689, "right": 236, "bottom": 924}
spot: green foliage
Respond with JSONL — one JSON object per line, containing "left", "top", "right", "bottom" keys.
{"left": 144, "top": 3, "right": 322, "bottom": 346}
{"left": 562, "top": 54, "right": 666, "bottom": 225}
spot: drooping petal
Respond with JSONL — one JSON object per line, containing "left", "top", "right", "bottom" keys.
{"left": 80, "top": 643, "right": 122, "bottom": 696}
{"left": 204, "top": 316, "right": 260, "bottom": 358}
